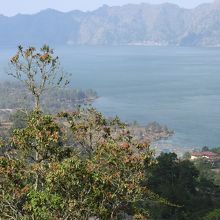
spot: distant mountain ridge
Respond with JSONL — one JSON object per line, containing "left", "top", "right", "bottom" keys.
{"left": 1, "top": 1, "right": 220, "bottom": 47}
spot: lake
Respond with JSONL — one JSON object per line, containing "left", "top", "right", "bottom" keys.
{"left": 1, "top": 45, "right": 220, "bottom": 148}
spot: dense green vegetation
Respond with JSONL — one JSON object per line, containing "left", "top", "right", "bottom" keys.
{"left": 147, "top": 153, "right": 220, "bottom": 219}
{"left": 2, "top": 114, "right": 220, "bottom": 219}
{"left": 1, "top": 45, "right": 220, "bottom": 219}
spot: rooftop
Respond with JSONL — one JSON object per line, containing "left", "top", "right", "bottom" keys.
{"left": 192, "top": 151, "right": 219, "bottom": 157}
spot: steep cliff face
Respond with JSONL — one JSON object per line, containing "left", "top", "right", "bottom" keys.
{"left": 180, "top": 1, "right": 220, "bottom": 46}
{"left": 1, "top": 1, "right": 220, "bottom": 47}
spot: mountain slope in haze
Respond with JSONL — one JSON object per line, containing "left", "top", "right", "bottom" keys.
{"left": 1, "top": 1, "right": 220, "bottom": 47}
{"left": 180, "top": 0, "right": 220, "bottom": 46}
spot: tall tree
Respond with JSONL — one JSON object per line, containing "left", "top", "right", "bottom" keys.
{"left": 9, "top": 45, "right": 69, "bottom": 109}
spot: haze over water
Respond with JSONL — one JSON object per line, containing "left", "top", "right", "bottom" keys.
{"left": 1, "top": 45, "right": 220, "bottom": 148}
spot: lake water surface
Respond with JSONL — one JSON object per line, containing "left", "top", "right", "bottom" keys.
{"left": 1, "top": 45, "right": 220, "bottom": 148}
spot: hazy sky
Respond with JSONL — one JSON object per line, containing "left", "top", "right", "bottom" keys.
{"left": 0, "top": 0, "right": 215, "bottom": 16}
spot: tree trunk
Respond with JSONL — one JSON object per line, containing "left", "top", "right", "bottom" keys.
{"left": 34, "top": 151, "right": 39, "bottom": 190}
{"left": 35, "top": 95, "right": 40, "bottom": 110}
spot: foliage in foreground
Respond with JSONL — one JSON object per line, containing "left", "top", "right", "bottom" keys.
{"left": 0, "top": 108, "right": 159, "bottom": 219}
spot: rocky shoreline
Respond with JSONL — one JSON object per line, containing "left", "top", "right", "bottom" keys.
{"left": 129, "top": 121, "right": 174, "bottom": 143}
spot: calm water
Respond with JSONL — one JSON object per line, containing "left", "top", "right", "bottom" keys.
{"left": 1, "top": 45, "right": 220, "bottom": 148}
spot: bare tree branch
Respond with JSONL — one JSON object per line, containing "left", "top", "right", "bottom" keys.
{"left": 8, "top": 44, "right": 70, "bottom": 110}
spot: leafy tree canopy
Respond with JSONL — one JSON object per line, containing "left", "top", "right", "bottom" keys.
{"left": 1, "top": 108, "right": 160, "bottom": 219}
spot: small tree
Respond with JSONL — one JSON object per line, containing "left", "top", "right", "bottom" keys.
{"left": 9, "top": 45, "right": 69, "bottom": 110}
